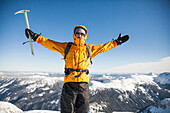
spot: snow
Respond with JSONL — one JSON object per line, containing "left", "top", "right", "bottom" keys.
{"left": 150, "top": 106, "right": 170, "bottom": 113}
{"left": 0, "top": 78, "right": 16, "bottom": 89}
{"left": 0, "top": 100, "right": 134, "bottom": 113}
{"left": 0, "top": 101, "right": 23, "bottom": 113}
{"left": 142, "top": 98, "right": 170, "bottom": 113}
{"left": 89, "top": 102, "right": 107, "bottom": 113}
{"left": 112, "top": 112, "right": 134, "bottom": 113}
{"left": 154, "top": 72, "right": 170, "bottom": 84}
{"left": 22, "top": 76, "right": 63, "bottom": 93}
{"left": 90, "top": 73, "right": 158, "bottom": 92}
{"left": 0, "top": 72, "right": 170, "bottom": 113}
{"left": 0, "top": 72, "right": 64, "bottom": 94}
{"left": 50, "top": 99, "right": 60, "bottom": 104}
{"left": 0, "top": 101, "right": 60, "bottom": 113}
{"left": 150, "top": 98, "right": 170, "bottom": 113}
{"left": 24, "top": 110, "right": 60, "bottom": 113}
{"left": 1, "top": 72, "right": 169, "bottom": 94}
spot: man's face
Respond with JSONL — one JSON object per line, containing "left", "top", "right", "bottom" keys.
{"left": 75, "top": 33, "right": 85, "bottom": 39}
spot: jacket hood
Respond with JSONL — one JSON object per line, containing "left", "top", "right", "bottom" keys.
{"left": 73, "top": 25, "right": 88, "bottom": 46}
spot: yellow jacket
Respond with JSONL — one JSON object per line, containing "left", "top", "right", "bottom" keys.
{"left": 36, "top": 25, "right": 117, "bottom": 83}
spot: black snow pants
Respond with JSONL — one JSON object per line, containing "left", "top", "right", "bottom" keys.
{"left": 60, "top": 82, "right": 89, "bottom": 113}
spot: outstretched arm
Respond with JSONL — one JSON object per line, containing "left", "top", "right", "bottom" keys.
{"left": 88, "top": 33, "right": 129, "bottom": 59}
{"left": 25, "top": 29, "right": 67, "bottom": 57}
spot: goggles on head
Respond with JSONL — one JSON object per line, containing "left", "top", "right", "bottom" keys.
{"left": 74, "top": 27, "right": 86, "bottom": 36}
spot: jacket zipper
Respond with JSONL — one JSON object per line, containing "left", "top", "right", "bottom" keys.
{"left": 77, "top": 39, "right": 81, "bottom": 82}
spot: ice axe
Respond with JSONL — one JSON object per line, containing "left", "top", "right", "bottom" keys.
{"left": 15, "top": 10, "right": 34, "bottom": 56}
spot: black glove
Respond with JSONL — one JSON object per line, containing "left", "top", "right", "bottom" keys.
{"left": 25, "top": 29, "right": 40, "bottom": 41}
{"left": 115, "top": 33, "right": 129, "bottom": 45}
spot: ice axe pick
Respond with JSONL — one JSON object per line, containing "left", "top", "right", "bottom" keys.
{"left": 15, "top": 10, "right": 34, "bottom": 56}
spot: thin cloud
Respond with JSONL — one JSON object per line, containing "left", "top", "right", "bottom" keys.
{"left": 109, "top": 56, "right": 170, "bottom": 73}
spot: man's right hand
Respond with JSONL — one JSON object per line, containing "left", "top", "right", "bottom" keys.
{"left": 25, "top": 29, "right": 40, "bottom": 41}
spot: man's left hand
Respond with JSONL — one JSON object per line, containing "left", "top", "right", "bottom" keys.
{"left": 115, "top": 33, "right": 129, "bottom": 45}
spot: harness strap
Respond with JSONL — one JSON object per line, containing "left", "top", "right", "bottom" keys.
{"left": 65, "top": 68, "right": 89, "bottom": 76}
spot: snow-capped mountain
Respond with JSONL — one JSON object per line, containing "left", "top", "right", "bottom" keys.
{"left": 139, "top": 98, "right": 170, "bottom": 113}
{"left": 0, "top": 72, "right": 63, "bottom": 111}
{"left": 0, "top": 71, "right": 170, "bottom": 112}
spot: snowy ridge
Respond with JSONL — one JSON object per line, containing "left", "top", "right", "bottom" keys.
{"left": 154, "top": 72, "right": 170, "bottom": 85}
{"left": 140, "top": 98, "right": 170, "bottom": 113}
{"left": 90, "top": 73, "right": 158, "bottom": 92}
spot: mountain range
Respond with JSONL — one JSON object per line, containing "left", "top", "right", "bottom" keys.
{"left": 0, "top": 71, "right": 170, "bottom": 112}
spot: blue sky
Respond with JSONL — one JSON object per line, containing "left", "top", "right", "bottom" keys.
{"left": 0, "top": 0, "right": 170, "bottom": 73}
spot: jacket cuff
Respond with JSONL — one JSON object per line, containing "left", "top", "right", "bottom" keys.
{"left": 113, "top": 40, "right": 118, "bottom": 46}
{"left": 33, "top": 34, "right": 40, "bottom": 41}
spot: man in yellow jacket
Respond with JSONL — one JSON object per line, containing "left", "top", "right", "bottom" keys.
{"left": 25, "top": 25, "right": 129, "bottom": 113}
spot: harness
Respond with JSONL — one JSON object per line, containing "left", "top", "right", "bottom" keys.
{"left": 64, "top": 68, "right": 89, "bottom": 76}
{"left": 64, "top": 42, "right": 92, "bottom": 76}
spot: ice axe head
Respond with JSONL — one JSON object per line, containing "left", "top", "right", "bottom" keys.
{"left": 14, "top": 10, "right": 30, "bottom": 15}
{"left": 15, "top": 10, "right": 30, "bottom": 29}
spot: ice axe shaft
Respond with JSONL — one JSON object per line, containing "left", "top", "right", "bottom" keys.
{"left": 24, "top": 11, "right": 34, "bottom": 56}
{"left": 24, "top": 11, "right": 30, "bottom": 29}
{"left": 15, "top": 10, "right": 34, "bottom": 56}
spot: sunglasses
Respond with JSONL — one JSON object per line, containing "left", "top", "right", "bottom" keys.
{"left": 75, "top": 33, "right": 85, "bottom": 37}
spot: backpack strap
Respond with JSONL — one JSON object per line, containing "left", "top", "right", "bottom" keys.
{"left": 64, "top": 42, "right": 72, "bottom": 59}
{"left": 85, "top": 44, "right": 93, "bottom": 64}
{"left": 64, "top": 42, "right": 93, "bottom": 64}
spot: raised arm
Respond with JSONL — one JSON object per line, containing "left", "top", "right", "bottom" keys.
{"left": 25, "top": 29, "right": 67, "bottom": 57}
{"left": 88, "top": 33, "right": 129, "bottom": 58}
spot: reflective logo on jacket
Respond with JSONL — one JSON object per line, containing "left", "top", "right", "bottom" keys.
{"left": 36, "top": 25, "right": 117, "bottom": 83}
